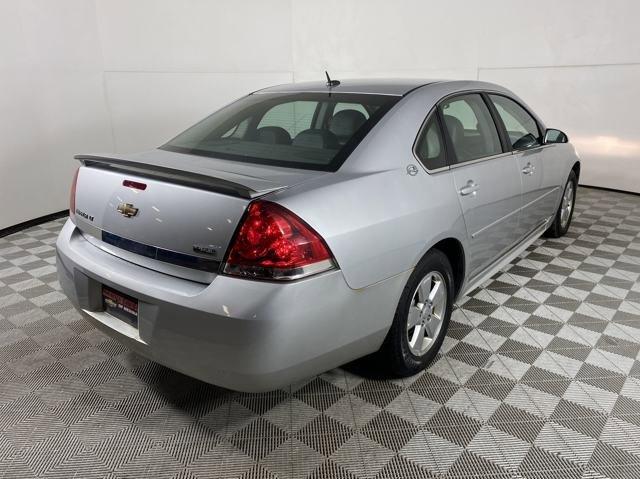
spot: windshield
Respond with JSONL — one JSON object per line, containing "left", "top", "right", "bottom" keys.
{"left": 161, "top": 92, "right": 400, "bottom": 171}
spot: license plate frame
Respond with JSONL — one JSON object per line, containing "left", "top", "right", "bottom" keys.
{"left": 102, "top": 285, "right": 138, "bottom": 327}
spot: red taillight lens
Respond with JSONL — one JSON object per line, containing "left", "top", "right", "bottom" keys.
{"left": 69, "top": 168, "right": 79, "bottom": 222}
{"left": 223, "top": 201, "right": 335, "bottom": 280}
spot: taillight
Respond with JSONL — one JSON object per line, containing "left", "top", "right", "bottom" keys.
{"left": 223, "top": 201, "right": 336, "bottom": 280}
{"left": 69, "top": 168, "right": 79, "bottom": 222}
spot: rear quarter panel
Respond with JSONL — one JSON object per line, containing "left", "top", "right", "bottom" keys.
{"left": 269, "top": 169, "right": 467, "bottom": 290}
{"left": 267, "top": 84, "right": 474, "bottom": 290}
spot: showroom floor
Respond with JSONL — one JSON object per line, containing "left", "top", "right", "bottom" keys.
{"left": 1, "top": 187, "right": 640, "bottom": 479}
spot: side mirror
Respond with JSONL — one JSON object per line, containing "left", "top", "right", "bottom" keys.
{"left": 513, "top": 133, "right": 539, "bottom": 150}
{"left": 543, "top": 128, "right": 568, "bottom": 144}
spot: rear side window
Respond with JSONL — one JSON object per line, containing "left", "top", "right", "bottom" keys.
{"left": 415, "top": 116, "right": 447, "bottom": 170}
{"left": 440, "top": 94, "right": 502, "bottom": 163}
{"left": 489, "top": 94, "right": 541, "bottom": 149}
{"left": 162, "top": 92, "right": 399, "bottom": 171}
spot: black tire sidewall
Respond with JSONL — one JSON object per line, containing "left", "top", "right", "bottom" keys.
{"left": 556, "top": 171, "right": 578, "bottom": 236}
{"left": 387, "top": 249, "right": 455, "bottom": 375}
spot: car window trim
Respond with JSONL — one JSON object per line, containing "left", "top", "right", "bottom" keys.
{"left": 448, "top": 151, "right": 514, "bottom": 169}
{"left": 411, "top": 89, "right": 519, "bottom": 173}
{"left": 436, "top": 91, "right": 507, "bottom": 165}
{"left": 411, "top": 105, "right": 452, "bottom": 174}
{"left": 412, "top": 88, "right": 553, "bottom": 172}
{"left": 481, "top": 92, "right": 511, "bottom": 153}
{"left": 485, "top": 92, "right": 544, "bottom": 152}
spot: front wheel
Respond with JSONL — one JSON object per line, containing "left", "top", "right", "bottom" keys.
{"left": 545, "top": 170, "right": 577, "bottom": 238}
{"left": 381, "top": 249, "right": 454, "bottom": 376}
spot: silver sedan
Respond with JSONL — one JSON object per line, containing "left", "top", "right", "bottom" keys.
{"left": 56, "top": 78, "right": 580, "bottom": 392}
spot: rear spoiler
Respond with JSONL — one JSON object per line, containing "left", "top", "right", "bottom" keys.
{"left": 75, "top": 154, "right": 266, "bottom": 199}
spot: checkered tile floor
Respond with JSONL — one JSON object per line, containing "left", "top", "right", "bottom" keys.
{"left": 1, "top": 187, "right": 640, "bottom": 479}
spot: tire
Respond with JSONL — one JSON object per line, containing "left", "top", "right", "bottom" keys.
{"left": 382, "top": 249, "right": 455, "bottom": 376}
{"left": 545, "top": 170, "right": 577, "bottom": 238}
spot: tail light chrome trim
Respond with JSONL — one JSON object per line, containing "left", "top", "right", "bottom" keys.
{"left": 223, "top": 258, "right": 336, "bottom": 281}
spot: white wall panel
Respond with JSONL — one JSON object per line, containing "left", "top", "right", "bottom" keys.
{"left": 95, "top": 0, "right": 292, "bottom": 72}
{"left": 1, "top": 0, "right": 295, "bottom": 229}
{"left": 477, "top": 0, "right": 640, "bottom": 68}
{"left": 480, "top": 65, "right": 640, "bottom": 193}
{"left": 0, "top": 0, "right": 103, "bottom": 71}
{"left": 0, "top": 71, "right": 114, "bottom": 229}
{"left": 291, "top": 0, "right": 480, "bottom": 78}
{"left": 0, "top": 0, "right": 113, "bottom": 230}
{"left": 105, "top": 71, "right": 292, "bottom": 152}
{"left": 2, "top": 0, "right": 639, "bottom": 229}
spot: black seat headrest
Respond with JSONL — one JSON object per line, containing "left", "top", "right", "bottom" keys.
{"left": 292, "top": 129, "right": 340, "bottom": 149}
{"left": 255, "top": 126, "right": 291, "bottom": 145}
{"left": 443, "top": 114, "right": 464, "bottom": 142}
{"left": 329, "top": 109, "right": 367, "bottom": 142}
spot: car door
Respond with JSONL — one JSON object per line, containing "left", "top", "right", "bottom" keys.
{"left": 440, "top": 93, "right": 523, "bottom": 278}
{"left": 488, "top": 94, "right": 557, "bottom": 238}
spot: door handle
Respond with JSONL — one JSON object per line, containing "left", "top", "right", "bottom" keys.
{"left": 459, "top": 180, "right": 479, "bottom": 196}
{"left": 522, "top": 162, "right": 535, "bottom": 175}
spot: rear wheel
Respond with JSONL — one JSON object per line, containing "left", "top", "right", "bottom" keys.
{"left": 382, "top": 249, "right": 454, "bottom": 376}
{"left": 545, "top": 170, "right": 577, "bottom": 238}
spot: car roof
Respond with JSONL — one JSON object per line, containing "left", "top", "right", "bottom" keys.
{"left": 254, "top": 78, "right": 444, "bottom": 96}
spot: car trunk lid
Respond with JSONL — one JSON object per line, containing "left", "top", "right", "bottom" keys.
{"left": 72, "top": 150, "right": 326, "bottom": 282}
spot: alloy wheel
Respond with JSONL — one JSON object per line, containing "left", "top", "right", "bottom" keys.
{"left": 406, "top": 271, "right": 447, "bottom": 356}
{"left": 560, "top": 180, "right": 574, "bottom": 229}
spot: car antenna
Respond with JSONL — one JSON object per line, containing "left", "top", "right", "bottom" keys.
{"left": 325, "top": 71, "right": 340, "bottom": 88}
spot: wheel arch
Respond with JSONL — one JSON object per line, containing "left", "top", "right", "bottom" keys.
{"left": 571, "top": 160, "right": 581, "bottom": 181}
{"left": 429, "top": 237, "right": 466, "bottom": 300}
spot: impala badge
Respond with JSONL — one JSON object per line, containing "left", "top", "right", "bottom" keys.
{"left": 117, "top": 203, "right": 139, "bottom": 218}
{"left": 193, "top": 244, "right": 221, "bottom": 256}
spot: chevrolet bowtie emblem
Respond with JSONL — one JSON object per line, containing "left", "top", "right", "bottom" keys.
{"left": 117, "top": 203, "right": 139, "bottom": 218}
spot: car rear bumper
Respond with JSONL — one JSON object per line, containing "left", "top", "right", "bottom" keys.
{"left": 56, "top": 219, "right": 408, "bottom": 392}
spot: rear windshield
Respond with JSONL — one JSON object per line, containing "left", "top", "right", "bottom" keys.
{"left": 161, "top": 92, "right": 400, "bottom": 171}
